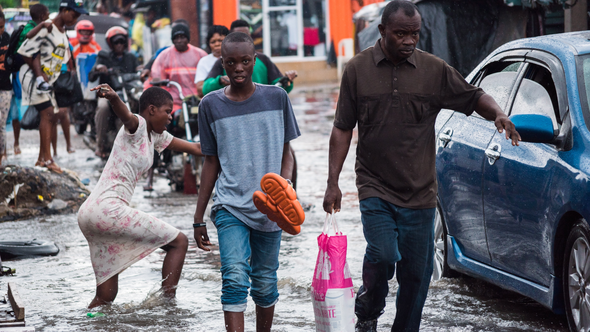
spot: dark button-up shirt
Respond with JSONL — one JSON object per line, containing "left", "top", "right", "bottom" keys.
{"left": 335, "top": 39, "right": 484, "bottom": 209}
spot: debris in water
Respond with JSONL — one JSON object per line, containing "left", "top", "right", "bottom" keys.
{"left": 86, "top": 312, "right": 105, "bottom": 318}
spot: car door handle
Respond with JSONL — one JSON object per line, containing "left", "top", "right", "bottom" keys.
{"left": 438, "top": 128, "right": 453, "bottom": 147}
{"left": 485, "top": 143, "right": 501, "bottom": 165}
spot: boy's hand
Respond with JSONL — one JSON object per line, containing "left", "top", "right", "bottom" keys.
{"left": 194, "top": 226, "right": 211, "bottom": 251}
{"left": 91, "top": 84, "right": 118, "bottom": 101}
{"left": 42, "top": 21, "right": 53, "bottom": 32}
{"left": 285, "top": 70, "right": 298, "bottom": 82}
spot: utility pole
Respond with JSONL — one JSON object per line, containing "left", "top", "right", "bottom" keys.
{"left": 564, "top": 0, "right": 588, "bottom": 32}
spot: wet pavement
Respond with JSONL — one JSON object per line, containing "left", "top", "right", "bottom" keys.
{"left": 0, "top": 87, "right": 569, "bottom": 331}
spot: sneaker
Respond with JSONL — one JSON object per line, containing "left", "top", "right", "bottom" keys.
{"left": 355, "top": 319, "right": 378, "bottom": 332}
{"left": 36, "top": 81, "right": 53, "bottom": 94}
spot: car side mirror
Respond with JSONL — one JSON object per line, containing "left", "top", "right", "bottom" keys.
{"left": 509, "top": 114, "right": 555, "bottom": 143}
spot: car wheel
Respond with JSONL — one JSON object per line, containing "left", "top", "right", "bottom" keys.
{"left": 432, "top": 203, "right": 457, "bottom": 281}
{"left": 564, "top": 220, "right": 590, "bottom": 332}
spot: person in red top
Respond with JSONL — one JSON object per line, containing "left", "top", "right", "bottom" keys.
{"left": 151, "top": 23, "right": 207, "bottom": 110}
{"left": 70, "top": 20, "right": 101, "bottom": 58}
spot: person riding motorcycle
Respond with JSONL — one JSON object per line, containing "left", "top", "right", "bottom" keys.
{"left": 70, "top": 20, "right": 101, "bottom": 58}
{"left": 89, "top": 26, "right": 141, "bottom": 159}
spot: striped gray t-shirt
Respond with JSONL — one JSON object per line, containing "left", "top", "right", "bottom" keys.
{"left": 199, "top": 84, "right": 301, "bottom": 232}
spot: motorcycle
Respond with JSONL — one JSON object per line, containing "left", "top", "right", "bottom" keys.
{"left": 151, "top": 79, "right": 201, "bottom": 193}
{"left": 81, "top": 69, "right": 143, "bottom": 157}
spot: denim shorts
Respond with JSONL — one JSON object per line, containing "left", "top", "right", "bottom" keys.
{"left": 213, "top": 208, "right": 282, "bottom": 312}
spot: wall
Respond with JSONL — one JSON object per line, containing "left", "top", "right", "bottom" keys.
{"left": 275, "top": 60, "right": 338, "bottom": 85}
{"left": 213, "top": 0, "right": 238, "bottom": 29}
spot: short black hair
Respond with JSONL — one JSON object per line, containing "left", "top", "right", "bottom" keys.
{"left": 381, "top": 0, "right": 420, "bottom": 26}
{"left": 221, "top": 31, "right": 254, "bottom": 53}
{"left": 230, "top": 19, "right": 250, "bottom": 31}
{"left": 0, "top": 12, "right": 5, "bottom": 21}
{"left": 140, "top": 87, "right": 173, "bottom": 113}
{"left": 206, "top": 25, "right": 229, "bottom": 45}
{"left": 30, "top": 4, "right": 49, "bottom": 22}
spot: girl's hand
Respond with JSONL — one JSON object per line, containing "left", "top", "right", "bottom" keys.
{"left": 91, "top": 84, "right": 118, "bottom": 101}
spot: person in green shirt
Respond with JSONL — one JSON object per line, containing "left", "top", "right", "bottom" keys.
{"left": 201, "top": 20, "right": 298, "bottom": 96}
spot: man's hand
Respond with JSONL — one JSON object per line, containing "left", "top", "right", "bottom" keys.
{"left": 140, "top": 68, "right": 151, "bottom": 82}
{"left": 219, "top": 75, "right": 230, "bottom": 86}
{"left": 95, "top": 64, "right": 108, "bottom": 73}
{"left": 285, "top": 70, "right": 298, "bottom": 82}
{"left": 494, "top": 115, "right": 521, "bottom": 146}
{"left": 323, "top": 182, "right": 342, "bottom": 213}
{"left": 193, "top": 223, "right": 212, "bottom": 251}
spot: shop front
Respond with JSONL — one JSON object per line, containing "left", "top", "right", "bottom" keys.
{"left": 213, "top": 0, "right": 353, "bottom": 84}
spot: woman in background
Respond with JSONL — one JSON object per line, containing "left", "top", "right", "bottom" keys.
{"left": 194, "top": 25, "right": 229, "bottom": 98}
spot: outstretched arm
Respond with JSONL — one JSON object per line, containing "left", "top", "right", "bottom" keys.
{"left": 25, "top": 22, "right": 52, "bottom": 39}
{"left": 475, "top": 94, "right": 521, "bottom": 146}
{"left": 166, "top": 138, "right": 203, "bottom": 156}
{"left": 193, "top": 155, "right": 220, "bottom": 251}
{"left": 91, "top": 84, "right": 139, "bottom": 134}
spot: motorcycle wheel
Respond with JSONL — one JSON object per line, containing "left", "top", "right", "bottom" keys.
{"left": 75, "top": 122, "right": 87, "bottom": 135}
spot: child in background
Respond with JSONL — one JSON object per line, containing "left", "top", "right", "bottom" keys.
{"left": 78, "top": 85, "right": 203, "bottom": 308}
{"left": 0, "top": 12, "right": 12, "bottom": 165}
{"left": 17, "top": 4, "right": 53, "bottom": 93}
{"left": 10, "top": 3, "right": 52, "bottom": 155}
{"left": 194, "top": 32, "right": 300, "bottom": 332}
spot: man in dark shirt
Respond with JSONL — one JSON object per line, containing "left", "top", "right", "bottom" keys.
{"left": 89, "top": 26, "right": 139, "bottom": 158}
{"left": 322, "top": 2, "right": 520, "bottom": 331}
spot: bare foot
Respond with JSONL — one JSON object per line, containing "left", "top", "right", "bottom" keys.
{"left": 67, "top": 147, "right": 75, "bottom": 154}
{"left": 13, "top": 145, "right": 21, "bottom": 155}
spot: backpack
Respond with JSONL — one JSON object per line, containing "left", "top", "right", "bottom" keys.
{"left": 5, "top": 25, "right": 26, "bottom": 73}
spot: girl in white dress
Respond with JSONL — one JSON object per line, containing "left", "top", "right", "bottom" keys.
{"left": 78, "top": 84, "right": 205, "bottom": 308}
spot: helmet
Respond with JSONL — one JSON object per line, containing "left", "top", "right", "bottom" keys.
{"left": 75, "top": 20, "right": 94, "bottom": 44}
{"left": 105, "top": 26, "right": 128, "bottom": 47}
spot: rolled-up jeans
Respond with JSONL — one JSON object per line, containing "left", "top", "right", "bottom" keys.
{"left": 213, "top": 208, "right": 282, "bottom": 312}
{"left": 356, "top": 197, "right": 435, "bottom": 332}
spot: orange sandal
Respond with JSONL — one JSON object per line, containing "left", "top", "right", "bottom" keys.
{"left": 253, "top": 173, "right": 305, "bottom": 235}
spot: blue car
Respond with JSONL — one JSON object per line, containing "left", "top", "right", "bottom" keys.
{"left": 433, "top": 31, "right": 590, "bottom": 332}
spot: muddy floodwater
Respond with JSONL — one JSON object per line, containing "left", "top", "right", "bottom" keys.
{"left": 0, "top": 87, "right": 569, "bottom": 331}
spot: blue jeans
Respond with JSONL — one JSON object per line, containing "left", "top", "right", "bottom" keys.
{"left": 213, "top": 208, "right": 282, "bottom": 312}
{"left": 356, "top": 197, "right": 435, "bottom": 332}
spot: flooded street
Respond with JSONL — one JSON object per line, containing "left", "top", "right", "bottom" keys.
{"left": 0, "top": 87, "right": 569, "bottom": 331}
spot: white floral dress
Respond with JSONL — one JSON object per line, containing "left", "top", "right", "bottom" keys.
{"left": 78, "top": 115, "right": 178, "bottom": 286}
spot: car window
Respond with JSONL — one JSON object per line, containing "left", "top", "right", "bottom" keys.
{"left": 579, "top": 55, "right": 590, "bottom": 132}
{"left": 479, "top": 72, "right": 518, "bottom": 114}
{"left": 510, "top": 64, "right": 559, "bottom": 131}
{"left": 472, "top": 61, "right": 522, "bottom": 117}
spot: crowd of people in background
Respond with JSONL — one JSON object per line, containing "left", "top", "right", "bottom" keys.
{"left": 0, "top": 1, "right": 299, "bottom": 176}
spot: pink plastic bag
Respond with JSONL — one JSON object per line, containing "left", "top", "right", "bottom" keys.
{"left": 311, "top": 213, "right": 356, "bottom": 331}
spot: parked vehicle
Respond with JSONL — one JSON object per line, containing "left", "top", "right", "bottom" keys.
{"left": 151, "top": 79, "right": 201, "bottom": 192}
{"left": 433, "top": 31, "right": 590, "bottom": 332}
